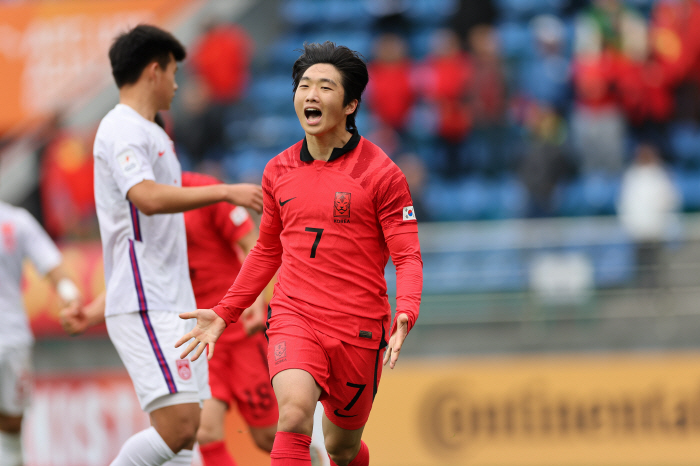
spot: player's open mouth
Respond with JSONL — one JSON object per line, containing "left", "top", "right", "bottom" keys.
{"left": 304, "top": 107, "right": 322, "bottom": 125}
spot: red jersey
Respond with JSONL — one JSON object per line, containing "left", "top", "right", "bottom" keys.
{"left": 182, "top": 171, "right": 254, "bottom": 342}
{"left": 213, "top": 134, "right": 423, "bottom": 350}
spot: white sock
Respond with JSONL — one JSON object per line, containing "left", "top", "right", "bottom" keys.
{"left": 110, "top": 427, "right": 176, "bottom": 466}
{"left": 0, "top": 431, "right": 22, "bottom": 466}
{"left": 161, "top": 449, "right": 193, "bottom": 465}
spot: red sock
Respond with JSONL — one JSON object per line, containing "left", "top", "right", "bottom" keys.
{"left": 199, "top": 440, "right": 237, "bottom": 466}
{"left": 328, "top": 440, "right": 369, "bottom": 466}
{"left": 270, "top": 431, "right": 312, "bottom": 465}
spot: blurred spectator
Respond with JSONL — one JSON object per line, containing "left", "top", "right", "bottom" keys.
{"left": 419, "top": 29, "right": 473, "bottom": 142}
{"left": 570, "top": 6, "right": 626, "bottom": 174}
{"left": 172, "top": 74, "right": 228, "bottom": 170}
{"left": 613, "top": 14, "right": 674, "bottom": 155}
{"left": 366, "top": 33, "right": 416, "bottom": 134}
{"left": 468, "top": 25, "right": 506, "bottom": 127}
{"left": 39, "top": 128, "right": 96, "bottom": 239}
{"left": 188, "top": 21, "right": 254, "bottom": 104}
{"left": 417, "top": 28, "right": 473, "bottom": 177}
{"left": 617, "top": 143, "right": 680, "bottom": 288}
{"left": 519, "top": 15, "right": 572, "bottom": 112}
{"left": 650, "top": 0, "right": 700, "bottom": 122}
{"left": 449, "top": 0, "right": 498, "bottom": 42}
{"left": 394, "top": 152, "right": 430, "bottom": 222}
{"left": 466, "top": 25, "right": 509, "bottom": 175}
{"left": 517, "top": 104, "right": 577, "bottom": 217}
{"left": 362, "top": 0, "right": 410, "bottom": 35}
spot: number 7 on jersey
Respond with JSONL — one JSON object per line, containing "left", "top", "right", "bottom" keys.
{"left": 304, "top": 227, "right": 324, "bottom": 258}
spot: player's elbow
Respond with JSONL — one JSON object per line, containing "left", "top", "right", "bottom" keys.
{"left": 127, "top": 181, "right": 166, "bottom": 216}
{"left": 134, "top": 200, "right": 161, "bottom": 216}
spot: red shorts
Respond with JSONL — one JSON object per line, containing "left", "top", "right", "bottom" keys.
{"left": 266, "top": 310, "right": 387, "bottom": 430}
{"left": 208, "top": 332, "right": 279, "bottom": 427}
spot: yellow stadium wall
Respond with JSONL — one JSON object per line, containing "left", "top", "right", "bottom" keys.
{"left": 362, "top": 353, "right": 700, "bottom": 466}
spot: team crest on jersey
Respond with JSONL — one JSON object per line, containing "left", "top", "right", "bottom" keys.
{"left": 1, "top": 223, "right": 15, "bottom": 252}
{"left": 176, "top": 359, "right": 192, "bottom": 380}
{"left": 334, "top": 192, "right": 351, "bottom": 224}
{"left": 274, "top": 341, "right": 287, "bottom": 364}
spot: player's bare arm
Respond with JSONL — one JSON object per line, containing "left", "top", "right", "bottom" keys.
{"left": 176, "top": 308, "right": 227, "bottom": 361}
{"left": 127, "top": 180, "right": 263, "bottom": 215}
{"left": 236, "top": 228, "right": 269, "bottom": 335}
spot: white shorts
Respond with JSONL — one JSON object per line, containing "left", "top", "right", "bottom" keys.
{"left": 0, "top": 344, "right": 32, "bottom": 416}
{"left": 107, "top": 311, "right": 210, "bottom": 413}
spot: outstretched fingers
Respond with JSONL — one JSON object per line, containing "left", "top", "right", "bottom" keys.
{"left": 178, "top": 337, "right": 199, "bottom": 360}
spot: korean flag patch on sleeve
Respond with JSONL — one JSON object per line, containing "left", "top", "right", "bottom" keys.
{"left": 402, "top": 206, "right": 417, "bottom": 221}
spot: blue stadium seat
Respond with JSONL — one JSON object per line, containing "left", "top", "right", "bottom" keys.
{"left": 497, "top": 21, "right": 536, "bottom": 59}
{"left": 496, "top": 0, "right": 567, "bottom": 21}
{"left": 404, "top": 0, "right": 458, "bottom": 25}
{"left": 245, "top": 75, "right": 294, "bottom": 115}
{"left": 672, "top": 169, "right": 700, "bottom": 211}
{"left": 669, "top": 122, "right": 700, "bottom": 169}
{"left": 591, "top": 243, "right": 635, "bottom": 287}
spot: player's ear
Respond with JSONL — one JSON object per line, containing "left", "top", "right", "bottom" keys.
{"left": 144, "top": 61, "right": 160, "bottom": 81}
{"left": 344, "top": 99, "right": 358, "bottom": 115}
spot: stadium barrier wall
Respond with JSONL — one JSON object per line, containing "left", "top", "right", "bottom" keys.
{"left": 363, "top": 353, "right": 700, "bottom": 466}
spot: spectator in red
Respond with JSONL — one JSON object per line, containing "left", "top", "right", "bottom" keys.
{"left": 465, "top": 24, "right": 508, "bottom": 175}
{"left": 418, "top": 29, "right": 473, "bottom": 143}
{"left": 613, "top": 18, "right": 673, "bottom": 152}
{"left": 366, "top": 33, "right": 416, "bottom": 132}
{"left": 39, "top": 129, "right": 96, "bottom": 239}
{"left": 650, "top": 0, "right": 700, "bottom": 122}
{"left": 467, "top": 25, "right": 507, "bottom": 128}
{"left": 189, "top": 21, "right": 254, "bottom": 104}
{"left": 569, "top": 0, "right": 638, "bottom": 173}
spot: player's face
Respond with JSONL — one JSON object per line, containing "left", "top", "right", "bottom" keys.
{"left": 294, "top": 63, "right": 357, "bottom": 137}
{"left": 155, "top": 54, "right": 178, "bottom": 110}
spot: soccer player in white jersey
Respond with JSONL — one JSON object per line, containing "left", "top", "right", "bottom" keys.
{"left": 92, "top": 25, "right": 262, "bottom": 466}
{"left": 0, "top": 201, "right": 81, "bottom": 466}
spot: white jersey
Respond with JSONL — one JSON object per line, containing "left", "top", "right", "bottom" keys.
{"left": 93, "top": 104, "right": 195, "bottom": 317}
{"left": 0, "top": 202, "right": 61, "bottom": 347}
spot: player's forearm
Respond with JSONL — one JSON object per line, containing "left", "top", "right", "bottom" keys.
{"left": 128, "top": 180, "right": 227, "bottom": 215}
{"left": 213, "top": 229, "right": 282, "bottom": 325}
{"left": 386, "top": 231, "right": 423, "bottom": 333}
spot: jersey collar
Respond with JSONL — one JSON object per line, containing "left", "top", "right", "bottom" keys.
{"left": 300, "top": 130, "right": 360, "bottom": 163}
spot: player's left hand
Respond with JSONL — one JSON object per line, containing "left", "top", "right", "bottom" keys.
{"left": 176, "top": 308, "right": 227, "bottom": 361}
{"left": 384, "top": 313, "right": 409, "bottom": 369}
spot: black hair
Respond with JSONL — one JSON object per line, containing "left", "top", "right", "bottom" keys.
{"left": 109, "top": 24, "right": 186, "bottom": 88}
{"left": 292, "top": 41, "right": 369, "bottom": 132}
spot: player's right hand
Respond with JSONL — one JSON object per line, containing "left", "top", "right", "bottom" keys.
{"left": 176, "top": 308, "right": 227, "bottom": 361}
{"left": 225, "top": 184, "right": 263, "bottom": 213}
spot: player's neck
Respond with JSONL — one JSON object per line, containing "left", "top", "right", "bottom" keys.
{"left": 305, "top": 128, "right": 352, "bottom": 162}
{"left": 118, "top": 85, "right": 160, "bottom": 122}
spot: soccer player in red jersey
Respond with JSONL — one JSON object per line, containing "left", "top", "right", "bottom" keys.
{"left": 177, "top": 42, "right": 423, "bottom": 466}
{"left": 182, "top": 171, "right": 278, "bottom": 466}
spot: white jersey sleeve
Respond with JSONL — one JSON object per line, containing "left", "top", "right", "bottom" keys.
{"left": 99, "top": 117, "right": 156, "bottom": 199}
{"left": 18, "top": 209, "right": 62, "bottom": 275}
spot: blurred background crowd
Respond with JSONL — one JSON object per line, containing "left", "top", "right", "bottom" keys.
{"left": 6, "top": 0, "right": 700, "bottom": 237}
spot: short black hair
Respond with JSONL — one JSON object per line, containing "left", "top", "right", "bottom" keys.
{"left": 292, "top": 42, "right": 369, "bottom": 132}
{"left": 109, "top": 24, "right": 186, "bottom": 88}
